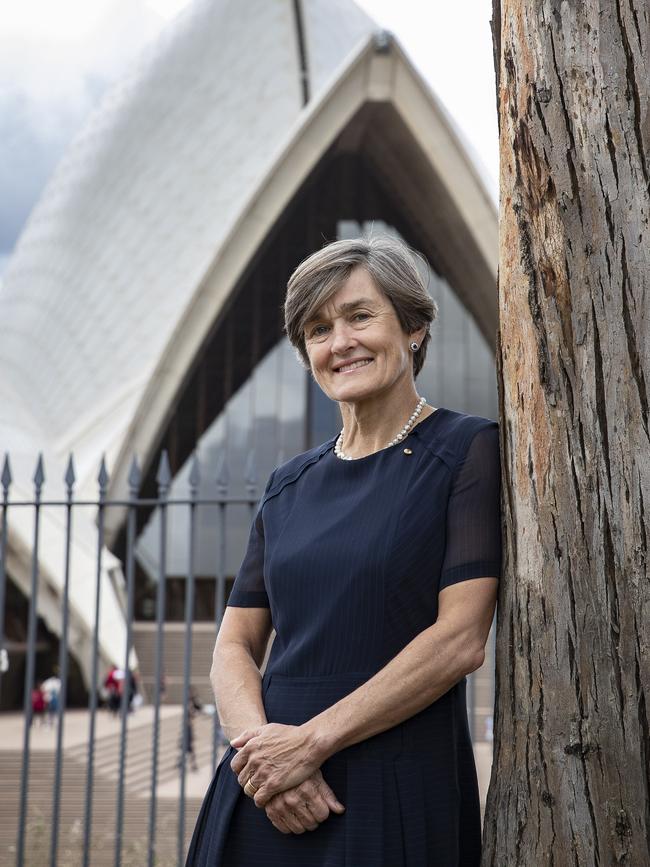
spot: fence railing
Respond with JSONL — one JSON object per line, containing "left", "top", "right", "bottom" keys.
{"left": 0, "top": 448, "right": 491, "bottom": 867}
{"left": 0, "top": 450, "right": 258, "bottom": 867}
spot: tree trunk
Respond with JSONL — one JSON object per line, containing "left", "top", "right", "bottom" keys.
{"left": 484, "top": 2, "right": 650, "bottom": 864}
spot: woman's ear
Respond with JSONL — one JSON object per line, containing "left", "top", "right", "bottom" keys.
{"left": 409, "top": 325, "right": 427, "bottom": 349}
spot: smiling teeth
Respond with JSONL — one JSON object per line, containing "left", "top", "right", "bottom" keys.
{"left": 338, "top": 359, "right": 372, "bottom": 373}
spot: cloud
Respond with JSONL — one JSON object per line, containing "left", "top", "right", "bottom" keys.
{"left": 0, "top": 73, "right": 99, "bottom": 253}
{"left": 0, "top": 0, "right": 166, "bottom": 265}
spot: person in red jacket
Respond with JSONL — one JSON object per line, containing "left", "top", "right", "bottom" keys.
{"left": 30, "top": 681, "right": 45, "bottom": 727}
{"left": 104, "top": 666, "right": 122, "bottom": 716}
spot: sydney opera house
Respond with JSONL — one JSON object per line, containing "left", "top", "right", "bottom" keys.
{"left": 0, "top": 0, "right": 498, "bottom": 731}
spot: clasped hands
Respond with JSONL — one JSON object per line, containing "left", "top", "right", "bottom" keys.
{"left": 230, "top": 723, "right": 344, "bottom": 835}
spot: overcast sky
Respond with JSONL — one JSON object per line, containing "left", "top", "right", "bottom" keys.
{"left": 0, "top": 0, "right": 498, "bottom": 275}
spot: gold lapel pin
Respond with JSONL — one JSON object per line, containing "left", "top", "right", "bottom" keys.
{"left": 403, "top": 448, "right": 413, "bottom": 455}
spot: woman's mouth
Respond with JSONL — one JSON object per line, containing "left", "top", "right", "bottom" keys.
{"left": 335, "top": 359, "right": 374, "bottom": 374}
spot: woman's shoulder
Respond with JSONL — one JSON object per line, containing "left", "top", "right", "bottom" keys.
{"left": 261, "top": 435, "right": 337, "bottom": 504}
{"left": 414, "top": 407, "right": 499, "bottom": 468}
{"left": 431, "top": 407, "right": 498, "bottom": 437}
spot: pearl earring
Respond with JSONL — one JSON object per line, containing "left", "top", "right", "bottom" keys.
{"left": 410, "top": 341, "right": 419, "bottom": 352}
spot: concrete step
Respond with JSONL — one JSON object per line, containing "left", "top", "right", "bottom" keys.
{"left": 63, "top": 711, "right": 217, "bottom": 792}
{"left": 132, "top": 623, "right": 216, "bottom": 685}
{"left": 0, "top": 622, "right": 230, "bottom": 866}
{"left": 0, "top": 750, "right": 205, "bottom": 866}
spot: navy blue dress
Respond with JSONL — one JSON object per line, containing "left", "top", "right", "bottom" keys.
{"left": 186, "top": 407, "right": 502, "bottom": 867}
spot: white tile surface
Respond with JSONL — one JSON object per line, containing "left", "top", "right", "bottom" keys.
{"left": 0, "top": 0, "right": 379, "bottom": 673}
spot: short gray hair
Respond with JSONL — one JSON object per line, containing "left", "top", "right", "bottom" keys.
{"left": 284, "top": 235, "right": 437, "bottom": 377}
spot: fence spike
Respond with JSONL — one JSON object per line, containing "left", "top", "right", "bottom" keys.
{"left": 97, "top": 455, "right": 109, "bottom": 492}
{"left": 1, "top": 453, "right": 12, "bottom": 492}
{"left": 215, "top": 450, "right": 229, "bottom": 494}
{"left": 33, "top": 453, "right": 45, "bottom": 490}
{"left": 189, "top": 452, "right": 200, "bottom": 493}
{"left": 244, "top": 451, "right": 257, "bottom": 496}
{"left": 156, "top": 450, "right": 171, "bottom": 493}
{"left": 64, "top": 454, "right": 76, "bottom": 491}
{"left": 128, "top": 454, "right": 141, "bottom": 492}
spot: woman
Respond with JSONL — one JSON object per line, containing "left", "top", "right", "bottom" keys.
{"left": 187, "top": 235, "right": 501, "bottom": 866}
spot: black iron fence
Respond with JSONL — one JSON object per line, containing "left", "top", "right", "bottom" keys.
{"left": 0, "top": 449, "right": 488, "bottom": 867}
{"left": 0, "top": 450, "right": 259, "bottom": 867}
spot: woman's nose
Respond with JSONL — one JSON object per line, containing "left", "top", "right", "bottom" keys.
{"left": 330, "top": 321, "right": 357, "bottom": 354}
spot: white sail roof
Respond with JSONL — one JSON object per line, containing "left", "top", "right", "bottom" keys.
{"left": 0, "top": 0, "right": 497, "bottom": 679}
{"left": 0, "top": 0, "right": 376, "bottom": 676}
{"left": 0, "top": 0, "right": 375, "bottom": 485}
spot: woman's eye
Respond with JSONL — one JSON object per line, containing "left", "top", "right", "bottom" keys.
{"left": 353, "top": 312, "right": 370, "bottom": 323}
{"left": 309, "top": 324, "right": 329, "bottom": 337}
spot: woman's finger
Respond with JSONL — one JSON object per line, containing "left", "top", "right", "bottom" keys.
{"left": 294, "top": 779, "right": 330, "bottom": 824}
{"left": 274, "top": 804, "right": 308, "bottom": 835}
{"left": 252, "top": 774, "right": 285, "bottom": 807}
{"left": 300, "top": 770, "right": 345, "bottom": 816}
{"left": 265, "top": 771, "right": 344, "bottom": 833}
{"left": 314, "top": 776, "right": 345, "bottom": 814}
{"left": 229, "top": 741, "right": 256, "bottom": 775}
{"left": 237, "top": 766, "right": 262, "bottom": 790}
{"left": 230, "top": 728, "right": 259, "bottom": 749}
{"left": 280, "top": 790, "right": 319, "bottom": 831}
{"left": 302, "top": 794, "right": 329, "bottom": 824}
{"left": 265, "top": 806, "right": 291, "bottom": 835}
{"left": 268, "top": 789, "right": 318, "bottom": 833}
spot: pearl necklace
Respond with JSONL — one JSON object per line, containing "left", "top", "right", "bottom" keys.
{"left": 334, "top": 396, "right": 427, "bottom": 461}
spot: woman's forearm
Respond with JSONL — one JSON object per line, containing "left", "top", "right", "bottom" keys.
{"left": 211, "top": 642, "right": 267, "bottom": 743}
{"left": 303, "top": 615, "right": 485, "bottom": 761}
{"left": 227, "top": 581, "right": 497, "bottom": 808}
{"left": 228, "top": 613, "right": 486, "bottom": 807}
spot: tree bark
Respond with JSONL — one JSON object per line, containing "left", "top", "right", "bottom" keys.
{"left": 484, "top": 2, "right": 650, "bottom": 864}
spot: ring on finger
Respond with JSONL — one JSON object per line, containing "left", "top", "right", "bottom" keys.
{"left": 243, "top": 777, "right": 259, "bottom": 798}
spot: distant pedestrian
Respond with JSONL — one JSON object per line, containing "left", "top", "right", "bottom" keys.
{"left": 42, "top": 672, "right": 62, "bottom": 727}
{"left": 104, "top": 666, "right": 121, "bottom": 715}
{"left": 128, "top": 668, "right": 142, "bottom": 712}
{"left": 30, "top": 681, "right": 45, "bottom": 727}
{"left": 178, "top": 689, "right": 202, "bottom": 772}
{"left": 158, "top": 670, "right": 167, "bottom": 704}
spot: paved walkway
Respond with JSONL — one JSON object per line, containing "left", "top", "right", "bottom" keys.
{"left": 0, "top": 705, "right": 218, "bottom": 798}
{"left": 0, "top": 705, "right": 179, "bottom": 750}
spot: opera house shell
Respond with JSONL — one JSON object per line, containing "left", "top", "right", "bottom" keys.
{"left": 0, "top": 0, "right": 497, "bottom": 704}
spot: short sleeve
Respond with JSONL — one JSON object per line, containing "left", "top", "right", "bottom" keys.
{"left": 439, "top": 423, "right": 502, "bottom": 591}
{"left": 227, "top": 470, "right": 276, "bottom": 608}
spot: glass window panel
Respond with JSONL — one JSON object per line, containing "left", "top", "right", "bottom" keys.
{"left": 135, "top": 337, "right": 308, "bottom": 609}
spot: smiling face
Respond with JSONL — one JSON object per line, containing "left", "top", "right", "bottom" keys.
{"left": 304, "top": 266, "right": 424, "bottom": 405}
